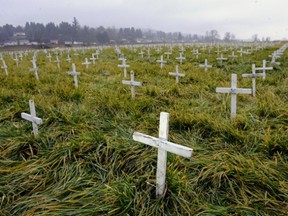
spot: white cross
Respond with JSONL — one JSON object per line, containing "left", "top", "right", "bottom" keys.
{"left": 30, "top": 60, "right": 39, "bottom": 80}
{"left": 215, "top": 48, "right": 221, "bottom": 55}
{"left": 122, "top": 71, "right": 142, "bottom": 99}
{"left": 46, "top": 53, "right": 52, "bottom": 62}
{"left": 270, "top": 54, "right": 280, "bottom": 65}
{"left": 242, "top": 64, "right": 264, "bottom": 97}
{"left": 82, "top": 58, "right": 91, "bottom": 70}
{"left": 13, "top": 54, "right": 19, "bottom": 67}
{"left": 118, "top": 58, "right": 130, "bottom": 78}
{"left": 237, "top": 48, "right": 244, "bottom": 57}
{"left": 1, "top": 60, "right": 8, "bottom": 76}
{"left": 199, "top": 59, "right": 212, "bottom": 71}
{"left": 139, "top": 50, "right": 145, "bottom": 58}
{"left": 90, "top": 54, "right": 96, "bottom": 64}
{"left": 54, "top": 56, "right": 61, "bottom": 70}
{"left": 133, "top": 112, "right": 193, "bottom": 197}
{"left": 21, "top": 100, "right": 43, "bottom": 137}
{"left": 147, "top": 48, "right": 151, "bottom": 60}
{"left": 255, "top": 60, "right": 273, "bottom": 80}
{"left": 164, "top": 51, "right": 171, "bottom": 59}
{"left": 193, "top": 50, "right": 201, "bottom": 59}
{"left": 179, "top": 46, "right": 185, "bottom": 53}
{"left": 216, "top": 53, "right": 227, "bottom": 64}
{"left": 156, "top": 47, "right": 162, "bottom": 54}
{"left": 216, "top": 74, "right": 252, "bottom": 118}
{"left": 19, "top": 52, "right": 23, "bottom": 61}
{"left": 169, "top": 65, "right": 185, "bottom": 83}
{"left": 156, "top": 55, "right": 166, "bottom": 69}
{"left": 94, "top": 50, "right": 100, "bottom": 59}
{"left": 67, "top": 63, "right": 81, "bottom": 88}
{"left": 176, "top": 53, "right": 185, "bottom": 64}
{"left": 66, "top": 54, "right": 71, "bottom": 63}
{"left": 228, "top": 51, "right": 238, "bottom": 61}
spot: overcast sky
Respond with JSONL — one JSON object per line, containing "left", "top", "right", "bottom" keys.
{"left": 0, "top": 0, "right": 287, "bottom": 40}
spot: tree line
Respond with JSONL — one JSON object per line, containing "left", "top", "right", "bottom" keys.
{"left": 0, "top": 17, "right": 246, "bottom": 45}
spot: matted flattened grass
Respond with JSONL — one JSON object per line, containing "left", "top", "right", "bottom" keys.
{"left": 0, "top": 42, "right": 287, "bottom": 215}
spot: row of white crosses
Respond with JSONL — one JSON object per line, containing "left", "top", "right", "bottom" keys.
{"left": 19, "top": 99, "right": 192, "bottom": 197}
{"left": 241, "top": 61, "right": 273, "bottom": 97}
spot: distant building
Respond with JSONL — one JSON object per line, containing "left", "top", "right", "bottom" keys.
{"left": 12, "top": 32, "right": 28, "bottom": 45}
{"left": 50, "top": 40, "right": 59, "bottom": 45}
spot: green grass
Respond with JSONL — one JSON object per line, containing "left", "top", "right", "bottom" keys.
{"left": 0, "top": 42, "right": 287, "bottom": 215}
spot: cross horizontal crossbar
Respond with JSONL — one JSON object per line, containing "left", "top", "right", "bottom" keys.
{"left": 216, "top": 87, "right": 252, "bottom": 94}
{"left": 122, "top": 80, "right": 142, "bottom": 86}
{"left": 133, "top": 132, "right": 193, "bottom": 158}
{"left": 21, "top": 113, "right": 43, "bottom": 125}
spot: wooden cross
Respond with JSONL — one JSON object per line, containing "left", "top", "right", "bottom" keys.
{"left": 164, "top": 51, "right": 171, "bottom": 59}
{"left": 193, "top": 49, "right": 201, "bottom": 59}
{"left": 147, "top": 48, "right": 151, "bottom": 60}
{"left": 216, "top": 74, "right": 252, "bottom": 118}
{"left": 255, "top": 60, "right": 273, "bottom": 80}
{"left": 228, "top": 51, "right": 238, "bottom": 61}
{"left": 270, "top": 54, "right": 280, "bottom": 65}
{"left": 67, "top": 63, "right": 81, "bottom": 88}
{"left": 216, "top": 53, "right": 227, "bottom": 65}
{"left": 13, "top": 54, "right": 19, "bottom": 67}
{"left": 46, "top": 53, "right": 52, "bottom": 62}
{"left": 54, "top": 56, "right": 61, "bottom": 70}
{"left": 90, "top": 54, "right": 96, "bottom": 64}
{"left": 156, "top": 55, "right": 166, "bottom": 69}
{"left": 30, "top": 60, "right": 39, "bottom": 80}
{"left": 176, "top": 53, "right": 185, "bottom": 64}
{"left": 133, "top": 112, "right": 193, "bottom": 197}
{"left": 139, "top": 50, "right": 145, "bottom": 58}
{"left": 199, "top": 59, "right": 212, "bottom": 71}
{"left": 242, "top": 64, "right": 264, "bottom": 97}
{"left": 19, "top": 52, "right": 23, "bottom": 61}
{"left": 94, "top": 50, "right": 100, "bottom": 59}
{"left": 66, "top": 54, "right": 71, "bottom": 63}
{"left": 82, "top": 58, "right": 91, "bottom": 70}
{"left": 118, "top": 58, "right": 130, "bottom": 78}
{"left": 215, "top": 48, "right": 221, "bottom": 55}
{"left": 73, "top": 51, "right": 79, "bottom": 57}
{"left": 1, "top": 60, "right": 8, "bottom": 76}
{"left": 122, "top": 71, "right": 142, "bottom": 99}
{"left": 169, "top": 65, "right": 185, "bottom": 83}
{"left": 156, "top": 47, "right": 162, "bottom": 54}
{"left": 237, "top": 48, "right": 244, "bottom": 57}
{"left": 21, "top": 100, "right": 43, "bottom": 137}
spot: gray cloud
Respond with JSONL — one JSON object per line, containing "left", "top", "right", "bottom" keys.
{"left": 0, "top": 0, "right": 287, "bottom": 40}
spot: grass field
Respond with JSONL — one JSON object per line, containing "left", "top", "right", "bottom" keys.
{"left": 0, "top": 42, "right": 287, "bottom": 215}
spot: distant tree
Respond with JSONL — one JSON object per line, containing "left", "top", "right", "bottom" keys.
{"left": 135, "top": 29, "right": 142, "bottom": 38}
{"left": 252, "top": 34, "right": 259, "bottom": 42}
{"left": 224, "top": 32, "right": 232, "bottom": 42}
{"left": 72, "top": 17, "right": 80, "bottom": 42}
{"left": 0, "top": 27, "right": 10, "bottom": 42}
{"left": 43, "top": 22, "right": 58, "bottom": 42}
